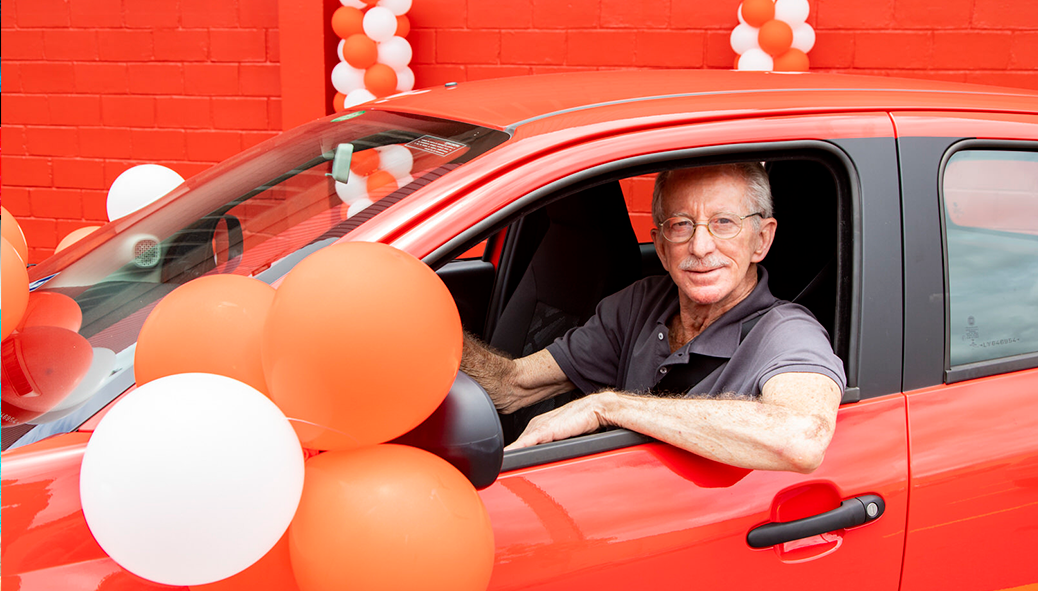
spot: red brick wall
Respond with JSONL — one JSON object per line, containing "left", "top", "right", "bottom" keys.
{"left": 2, "top": 0, "right": 281, "bottom": 261}
{"left": 3, "top": 0, "right": 1038, "bottom": 262}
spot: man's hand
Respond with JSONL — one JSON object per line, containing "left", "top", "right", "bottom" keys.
{"left": 505, "top": 392, "right": 617, "bottom": 450}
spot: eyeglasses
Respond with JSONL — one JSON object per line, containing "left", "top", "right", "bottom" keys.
{"left": 659, "top": 212, "right": 763, "bottom": 243}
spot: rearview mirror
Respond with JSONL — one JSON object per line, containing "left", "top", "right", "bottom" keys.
{"left": 330, "top": 143, "right": 354, "bottom": 184}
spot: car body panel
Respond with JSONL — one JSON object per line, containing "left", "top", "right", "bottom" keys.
{"left": 482, "top": 394, "right": 908, "bottom": 591}
{"left": 891, "top": 111, "right": 1038, "bottom": 590}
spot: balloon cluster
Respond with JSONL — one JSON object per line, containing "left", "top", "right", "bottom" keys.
{"left": 334, "top": 145, "right": 415, "bottom": 218}
{"left": 731, "top": 0, "right": 815, "bottom": 72}
{"left": 2, "top": 208, "right": 108, "bottom": 426}
{"left": 78, "top": 242, "right": 495, "bottom": 591}
{"left": 331, "top": 0, "right": 414, "bottom": 111}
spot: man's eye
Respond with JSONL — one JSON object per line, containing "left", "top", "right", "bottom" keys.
{"left": 671, "top": 220, "right": 692, "bottom": 229}
{"left": 713, "top": 217, "right": 736, "bottom": 226}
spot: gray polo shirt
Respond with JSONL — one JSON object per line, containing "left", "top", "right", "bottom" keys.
{"left": 545, "top": 267, "right": 846, "bottom": 398}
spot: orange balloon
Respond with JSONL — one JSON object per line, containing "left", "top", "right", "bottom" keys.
{"left": 1, "top": 206, "right": 29, "bottom": 264}
{"left": 741, "top": 0, "right": 775, "bottom": 27}
{"left": 191, "top": 532, "right": 299, "bottom": 591}
{"left": 342, "top": 34, "right": 378, "bottom": 70}
{"left": 55, "top": 226, "right": 101, "bottom": 252}
{"left": 1, "top": 326, "right": 94, "bottom": 426}
{"left": 349, "top": 149, "right": 380, "bottom": 176}
{"left": 365, "top": 170, "right": 398, "bottom": 200}
{"left": 774, "top": 48, "right": 810, "bottom": 71}
{"left": 759, "top": 19, "right": 794, "bottom": 57}
{"left": 364, "top": 63, "right": 398, "bottom": 98}
{"left": 395, "top": 15, "right": 410, "bottom": 38}
{"left": 332, "top": 92, "right": 346, "bottom": 112}
{"left": 18, "top": 292, "right": 83, "bottom": 332}
{"left": 261, "top": 242, "right": 461, "bottom": 450}
{"left": 2, "top": 238, "right": 30, "bottom": 341}
{"left": 289, "top": 446, "right": 494, "bottom": 591}
{"left": 135, "top": 275, "right": 275, "bottom": 395}
{"left": 331, "top": 6, "right": 364, "bottom": 40}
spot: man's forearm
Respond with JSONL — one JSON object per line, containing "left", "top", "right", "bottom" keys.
{"left": 600, "top": 393, "right": 832, "bottom": 473}
{"left": 461, "top": 333, "right": 575, "bottom": 413}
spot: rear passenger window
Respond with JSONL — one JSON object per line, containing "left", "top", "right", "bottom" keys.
{"left": 943, "top": 149, "right": 1038, "bottom": 366}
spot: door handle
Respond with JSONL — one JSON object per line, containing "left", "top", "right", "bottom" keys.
{"left": 747, "top": 494, "right": 885, "bottom": 549}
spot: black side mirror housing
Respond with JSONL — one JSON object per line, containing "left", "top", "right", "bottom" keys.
{"left": 392, "top": 371, "right": 504, "bottom": 489}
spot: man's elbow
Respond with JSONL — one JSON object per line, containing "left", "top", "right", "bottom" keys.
{"left": 779, "top": 416, "right": 835, "bottom": 474}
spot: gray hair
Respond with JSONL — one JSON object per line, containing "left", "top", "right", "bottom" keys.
{"left": 652, "top": 163, "right": 774, "bottom": 229}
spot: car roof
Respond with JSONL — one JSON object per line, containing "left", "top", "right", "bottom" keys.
{"left": 371, "top": 70, "right": 1038, "bottom": 133}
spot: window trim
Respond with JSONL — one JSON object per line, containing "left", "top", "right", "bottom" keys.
{"left": 939, "top": 139, "right": 1038, "bottom": 384}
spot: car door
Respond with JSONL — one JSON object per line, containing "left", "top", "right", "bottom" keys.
{"left": 894, "top": 112, "right": 1038, "bottom": 591}
{"left": 392, "top": 113, "right": 910, "bottom": 590}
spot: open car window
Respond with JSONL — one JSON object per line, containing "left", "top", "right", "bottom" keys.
{"left": 3, "top": 111, "right": 508, "bottom": 450}
{"left": 435, "top": 147, "right": 852, "bottom": 469}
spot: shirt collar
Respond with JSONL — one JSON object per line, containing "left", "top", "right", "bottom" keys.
{"left": 655, "top": 265, "right": 779, "bottom": 359}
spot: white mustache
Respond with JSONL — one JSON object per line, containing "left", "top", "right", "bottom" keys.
{"left": 678, "top": 256, "right": 730, "bottom": 272}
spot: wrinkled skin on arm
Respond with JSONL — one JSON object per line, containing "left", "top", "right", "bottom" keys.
{"left": 507, "top": 371, "right": 842, "bottom": 474}
{"left": 460, "top": 332, "right": 575, "bottom": 414}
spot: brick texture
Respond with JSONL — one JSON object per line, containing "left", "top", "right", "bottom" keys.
{"left": 4, "top": 0, "right": 282, "bottom": 262}
{"left": 5, "top": 0, "right": 1038, "bottom": 262}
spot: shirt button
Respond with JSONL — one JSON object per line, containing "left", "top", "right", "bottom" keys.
{"left": 658, "top": 332, "right": 664, "bottom": 340}
{"left": 659, "top": 367, "right": 668, "bottom": 374}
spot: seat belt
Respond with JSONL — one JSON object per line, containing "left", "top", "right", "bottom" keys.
{"left": 650, "top": 306, "right": 775, "bottom": 396}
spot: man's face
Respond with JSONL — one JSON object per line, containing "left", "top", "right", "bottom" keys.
{"left": 651, "top": 169, "right": 776, "bottom": 312}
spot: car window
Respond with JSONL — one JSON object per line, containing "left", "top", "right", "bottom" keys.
{"left": 944, "top": 149, "right": 1038, "bottom": 366}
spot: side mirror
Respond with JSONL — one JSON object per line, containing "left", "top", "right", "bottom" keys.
{"left": 330, "top": 143, "right": 354, "bottom": 185}
{"left": 392, "top": 372, "right": 504, "bottom": 490}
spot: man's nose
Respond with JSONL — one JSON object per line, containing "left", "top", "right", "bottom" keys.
{"left": 688, "top": 223, "right": 715, "bottom": 255}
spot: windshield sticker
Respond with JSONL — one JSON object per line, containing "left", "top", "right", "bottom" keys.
{"left": 331, "top": 111, "right": 365, "bottom": 122}
{"left": 28, "top": 273, "right": 60, "bottom": 292}
{"left": 406, "top": 135, "right": 466, "bottom": 158}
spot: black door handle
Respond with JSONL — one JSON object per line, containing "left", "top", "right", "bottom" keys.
{"left": 747, "top": 494, "right": 885, "bottom": 549}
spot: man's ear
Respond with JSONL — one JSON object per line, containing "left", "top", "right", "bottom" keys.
{"left": 750, "top": 217, "right": 777, "bottom": 263}
{"left": 650, "top": 227, "right": 667, "bottom": 265}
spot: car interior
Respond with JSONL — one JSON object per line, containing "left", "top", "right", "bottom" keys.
{"left": 436, "top": 152, "right": 851, "bottom": 449}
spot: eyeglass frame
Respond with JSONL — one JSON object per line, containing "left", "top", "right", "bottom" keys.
{"left": 657, "top": 212, "right": 764, "bottom": 243}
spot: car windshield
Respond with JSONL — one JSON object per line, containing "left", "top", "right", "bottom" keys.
{"left": 2, "top": 110, "right": 509, "bottom": 450}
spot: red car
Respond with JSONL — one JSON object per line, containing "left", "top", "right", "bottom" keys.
{"left": 4, "top": 70, "right": 1038, "bottom": 590}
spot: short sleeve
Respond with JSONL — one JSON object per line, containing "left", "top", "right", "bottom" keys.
{"left": 749, "top": 304, "right": 847, "bottom": 394}
{"left": 546, "top": 286, "right": 634, "bottom": 394}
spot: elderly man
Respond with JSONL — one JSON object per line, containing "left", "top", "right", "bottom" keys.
{"left": 462, "top": 163, "right": 845, "bottom": 473}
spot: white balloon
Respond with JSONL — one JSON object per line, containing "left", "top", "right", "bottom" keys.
{"left": 738, "top": 48, "right": 774, "bottom": 71}
{"left": 377, "top": 36, "right": 412, "bottom": 69}
{"left": 378, "top": 0, "right": 412, "bottom": 16}
{"left": 331, "top": 61, "right": 366, "bottom": 95}
{"left": 30, "top": 348, "right": 116, "bottom": 424}
{"left": 340, "top": 0, "right": 366, "bottom": 7}
{"left": 775, "top": 0, "right": 810, "bottom": 27}
{"left": 395, "top": 66, "right": 415, "bottom": 92}
{"left": 334, "top": 174, "right": 368, "bottom": 205}
{"left": 79, "top": 374, "right": 304, "bottom": 586}
{"left": 737, "top": 3, "right": 746, "bottom": 24}
{"left": 791, "top": 22, "right": 816, "bottom": 53}
{"left": 343, "top": 88, "right": 377, "bottom": 108}
{"left": 346, "top": 197, "right": 374, "bottom": 218}
{"left": 336, "top": 38, "right": 345, "bottom": 61}
{"left": 107, "top": 165, "right": 184, "bottom": 221}
{"left": 375, "top": 145, "right": 414, "bottom": 179}
{"left": 729, "top": 23, "right": 760, "bottom": 55}
{"left": 363, "top": 7, "right": 398, "bottom": 43}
